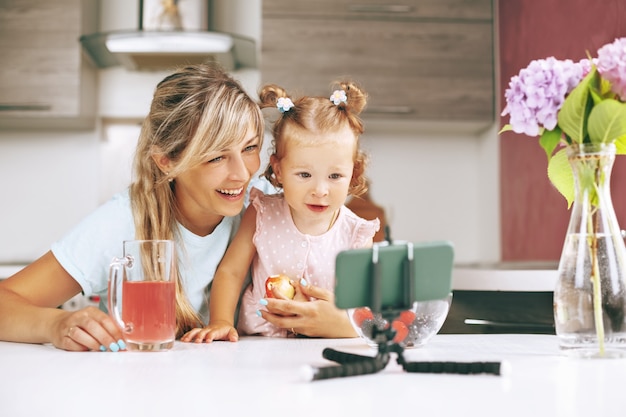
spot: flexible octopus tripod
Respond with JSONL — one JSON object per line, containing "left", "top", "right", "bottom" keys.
{"left": 305, "top": 323, "right": 503, "bottom": 381}
{"left": 305, "top": 242, "right": 504, "bottom": 381}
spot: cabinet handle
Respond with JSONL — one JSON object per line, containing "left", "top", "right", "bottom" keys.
{"left": 348, "top": 4, "right": 413, "bottom": 13}
{"left": 0, "top": 104, "right": 51, "bottom": 111}
{"left": 365, "top": 106, "right": 414, "bottom": 114}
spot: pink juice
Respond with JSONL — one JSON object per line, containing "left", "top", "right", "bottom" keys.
{"left": 122, "top": 280, "right": 176, "bottom": 343}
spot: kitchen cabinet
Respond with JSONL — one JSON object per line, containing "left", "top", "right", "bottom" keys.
{"left": 261, "top": 0, "right": 494, "bottom": 131}
{"left": 442, "top": 264, "right": 557, "bottom": 334}
{"left": 440, "top": 290, "right": 555, "bottom": 334}
{"left": 0, "top": 0, "right": 97, "bottom": 129}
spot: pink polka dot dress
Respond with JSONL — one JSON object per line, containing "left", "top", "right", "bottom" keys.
{"left": 237, "top": 189, "right": 380, "bottom": 337}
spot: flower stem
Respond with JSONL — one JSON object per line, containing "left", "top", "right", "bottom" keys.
{"left": 591, "top": 238, "right": 605, "bottom": 356}
{"left": 590, "top": 165, "right": 605, "bottom": 357}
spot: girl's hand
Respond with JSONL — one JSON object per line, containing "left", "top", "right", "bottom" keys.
{"left": 52, "top": 306, "right": 126, "bottom": 352}
{"left": 181, "top": 321, "right": 239, "bottom": 343}
{"left": 259, "top": 280, "right": 358, "bottom": 338}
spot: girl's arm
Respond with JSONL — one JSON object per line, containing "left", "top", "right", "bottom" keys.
{"left": 181, "top": 205, "right": 258, "bottom": 343}
{"left": 0, "top": 251, "right": 124, "bottom": 351}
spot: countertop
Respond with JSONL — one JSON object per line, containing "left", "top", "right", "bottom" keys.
{"left": 453, "top": 262, "right": 558, "bottom": 291}
{"left": 0, "top": 334, "right": 622, "bottom": 417}
{"left": 2, "top": 262, "right": 559, "bottom": 291}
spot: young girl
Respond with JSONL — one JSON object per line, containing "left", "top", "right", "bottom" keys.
{"left": 182, "top": 81, "right": 380, "bottom": 342}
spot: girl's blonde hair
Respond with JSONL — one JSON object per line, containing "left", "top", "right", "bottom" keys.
{"left": 130, "top": 63, "right": 264, "bottom": 338}
{"left": 258, "top": 81, "right": 370, "bottom": 196}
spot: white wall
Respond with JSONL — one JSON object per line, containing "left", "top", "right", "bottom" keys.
{"left": 0, "top": 0, "right": 500, "bottom": 265}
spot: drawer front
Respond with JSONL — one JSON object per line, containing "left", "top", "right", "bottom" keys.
{"left": 263, "top": 0, "right": 493, "bottom": 21}
{"left": 440, "top": 290, "right": 555, "bottom": 334}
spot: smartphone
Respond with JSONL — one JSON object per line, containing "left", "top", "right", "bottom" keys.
{"left": 334, "top": 240, "right": 454, "bottom": 311}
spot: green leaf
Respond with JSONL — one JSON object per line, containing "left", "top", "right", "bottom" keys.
{"left": 558, "top": 69, "right": 595, "bottom": 143}
{"left": 587, "top": 66, "right": 611, "bottom": 104}
{"left": 498, "top": 124, "right": 514, "bottom": 134}
{"left": 615, "top": 136, "right": 626, "bottom": 155}
{"left": 547, "top": 148, "right": 574, "bottom": 208}
{"left": 587, "top": 99, "right": 626, "bottom": 144}
{"left": 576, "top": 157, "right": 603, "bottom": 207}
{"left": 599, "top": 75, "right": 615, "bottom": 98}
{"left": 539, "top": 127, "right": 563, "bottom": 161}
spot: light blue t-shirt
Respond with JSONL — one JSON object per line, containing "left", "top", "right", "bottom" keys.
{"left": 51, "top": 189, "right": 241, "bottom": 324}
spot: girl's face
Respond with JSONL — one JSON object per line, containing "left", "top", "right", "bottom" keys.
{"left": 172, "top": 126, "right": 261, "bottom": 236}
{"left": 272, "top": 124, "right": 356, "bottom": 235}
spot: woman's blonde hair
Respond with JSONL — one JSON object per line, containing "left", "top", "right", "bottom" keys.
{"left": 258, "top": 81, "right": 369, "bottom": 196}
{"left": 130, "top": 63, "right": 264, "bottom": 338}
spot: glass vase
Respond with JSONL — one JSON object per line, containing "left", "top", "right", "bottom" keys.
{"left": 554, "top": 142, "right": 626, "bottom": 358}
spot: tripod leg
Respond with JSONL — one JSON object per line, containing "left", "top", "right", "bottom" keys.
{"left": 402, "top": 361, "right": 504, "bottom": 375}
{"left": 305, "top": 356, "right": 388, "bottom": 381}
{"left": 322, "top": 347, "right": 374, "bottom": 364}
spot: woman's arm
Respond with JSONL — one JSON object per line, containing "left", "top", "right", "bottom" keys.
{"left": 259, "top": 280, "right": 358, "bottom": 338}
{"left": 181, "top": 205, "right": 258, "bottom": 343}
{"left": 0, "top": 251, "right": 124, "bottom": 351}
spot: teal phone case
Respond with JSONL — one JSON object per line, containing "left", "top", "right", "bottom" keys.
{"left": 334, "top": 240, "right": 454, "bottom": 310}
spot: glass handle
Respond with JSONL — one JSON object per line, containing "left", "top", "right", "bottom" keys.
{"left": 108, "top": 256, "right": 132, "bottom": 333}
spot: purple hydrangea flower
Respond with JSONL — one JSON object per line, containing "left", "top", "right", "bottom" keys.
{"left": 501, "top": 57, "right": 585, "bottom": 136}
{"left": 597, "top": 37, "right": 626, "bottom": 99}
{"left": 579, "top": 58, "right": 596, "bottom": 78}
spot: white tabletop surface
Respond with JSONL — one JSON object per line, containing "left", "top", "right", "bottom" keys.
{"left": 0, "top": 334, "right": 623, "bottom": 417}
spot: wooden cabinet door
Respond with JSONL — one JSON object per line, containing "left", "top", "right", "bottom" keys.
{"left": 261, "top": 0, "right": 494, "bottom": 125}
{"left": 0, "top": 0, "right": 96, "bottom": 128}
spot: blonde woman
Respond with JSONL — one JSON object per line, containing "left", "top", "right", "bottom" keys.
{"left": 0, "top": 63, "right": 265, "bottom": 351}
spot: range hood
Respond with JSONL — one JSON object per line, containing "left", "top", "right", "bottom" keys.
{"left": 80, "top": 0, "right": 256, "bottom": 71}
{"left": 80, "top": 30, "right": 256, "bottom": 71}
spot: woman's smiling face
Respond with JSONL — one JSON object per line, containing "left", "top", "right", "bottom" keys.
{"left": 171, "top": 125, "right": 261, "bottom": 235}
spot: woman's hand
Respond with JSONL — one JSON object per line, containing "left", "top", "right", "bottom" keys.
{"left": 0, "top": 251, "right": 125, "bottom": 352}
{"left": 181, "top": 321, "right": 239, "bottom": 343}
{"left": 51, "top": 306, "right": 126, "bottom": 352}
{"left": 259, "top": 280, "right": 358, "bottom": 338}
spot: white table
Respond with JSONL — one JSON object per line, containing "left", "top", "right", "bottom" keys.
{"left": 0, "top": 334, "right": 622, "bottom": 417}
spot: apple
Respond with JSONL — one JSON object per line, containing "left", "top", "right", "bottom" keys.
{"left": 264, "top": 274, "right": 295, "bottom": 299}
